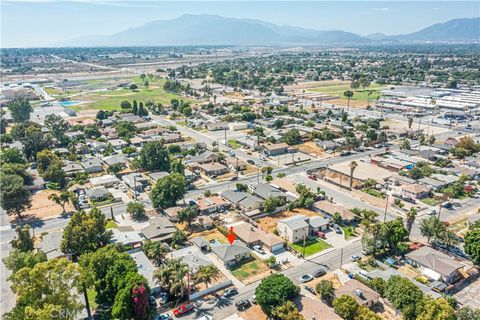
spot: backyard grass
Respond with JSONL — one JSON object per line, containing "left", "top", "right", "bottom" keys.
{"left": 421, "top": 197, "right": 443, "bottom": 206}
{"left": 307, "top": 83, "right": 384, "bottom": 102}
{"left": 230, "top": 256, "right": 269, "bottom": 281}
{"left": 227, "top": 139, "right": 242, "bottom": 149}
{"left": 105, "top": 219, "right": 118, "bottom": 229}
{"left": 290, "top": 238, "right": 331, "bottom": 257}
{"left": 66, "top": 78, "right": 197, "bottom": 111}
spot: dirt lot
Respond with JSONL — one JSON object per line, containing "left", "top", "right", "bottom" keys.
{"left": 239, "top": 305, "right": 267, "bottom": 320}
{"left": 256, "top": 208, "right": 323, "bottom": 233}
{"left": 11, "top": 190, "right": 75, "bottom": 222}
{"left": 327, "top": 98, "right": 370, "bottom": 108}
{"left": 381, "top": 118, "right": 449, "bottom": 136}
{"left": 297, "top": 141, "right": 333, "bottom": 158}
{"left": 188, "top": 228, "right": 229, "bottom": 244}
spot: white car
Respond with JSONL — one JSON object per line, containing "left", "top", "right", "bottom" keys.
{"left": 300, "top": 274, "right": 314, "bottom": 283}
{"left": 253, "top": 245, "right": 266, "bottom": 254}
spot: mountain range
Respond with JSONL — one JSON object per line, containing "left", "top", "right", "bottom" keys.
{"left": 62, "top": 15, "right": 480, "bottom": 47}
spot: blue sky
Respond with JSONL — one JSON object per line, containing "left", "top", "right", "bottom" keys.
{"left": 1, "top": 1, "right": 479, "bottom": 48}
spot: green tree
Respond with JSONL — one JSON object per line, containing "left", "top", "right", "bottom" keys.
{"left": 0, "top": 173, "right": 31, "bottom": 219}
{"left": 48, "top": 191, "right": 72, "bottom": 214}
{"left": 417, "top": 297, "right": 456, "bottom": 320}
{"left": 464, "top": 222, "right": 480, "bottom": 265}
{"left": 2, "top": 249, "right": 47, "bottom": 280}
{"left": 36, "top": 149, "right": 59, "bottom": 174}
{"left": 272, "top": 301, "right": 304, "bottom": 320}
{"left": 61, "top": 208, "right": 112, "bottom": 257}
{"left": 7, "top": 98, "right": 33, "bottom": 123}
{"left": 143, "top": 240, "right": 169, "bottom": 266}
{"left": 121, "top": 100, "right": 132, "bottom": 109}
{"left": 368, "top": 277, "right": 386, "bottom": 297}
{"left": 193, "top": 265, "right": 221, "bottom": 288}
{"left": 177, "top": 205, "right": 199, "bottom": 227}
{"left": 406, "top": 207, "right": 417, "bottom": 236}
{"left": 0, "top": 148, "right": 26, "bottom": 165}
{"left": 383, "top": 218, "right": 409, "bottom": 253}
{"left": 333, "top": 294, "right": 359, "bottom": 320}
{"left": 10, "top": 225, "right": 34, "bottom": 252}
{"left": 282, "top": 129, "right": 302, "bottom": 145}
{"left": 1, "top": 162, "right": 32, "bottom": 185}
{"left": 44, "top": 114, "right": 68, "bottom": 141}
{"left": 354, "top": 306, "right": 381, "bottom": 320}
{"left": 42, "top": 160, "right": 66, "bottom": 187}
{"left": 349, "top": 160, "right": 358, "bottom": 189}
{"left": 171, "top": 230, "right": 187, "bottom": 248}
{"left": 137, "top": 141, "right": 170, "bottom": 171}
{"left": 255, "top": 274, "right": 299, "bottom": 315}
{"left": 420, "top": 216, "right": 445, "bottom": 243}
{"left": 127, "top": 201, "right": 146, "bottom": 220}
{"left": 264, "top": 196, "right": 280, "bottom": 213}
{"left": 456, "top": 306, "right": 480, "bottom": 320}
{"left": 400, "top": 139, "right": 411, "bottom": 150}
{"left": 385, "top": 276, "right": 423, "bottom": 320}
{"left": 111, "top": 273, "right": 150, "bottom": 320}
{"left": 6, "top": 258, "right": 83, "bottom": 320}
{"left": 343, "top": 90, "right": 354, "bottom": 111}
{"left": 154, "top": 259, "right": 189, "bottom": 303}
{"left": 21, "top": 124, "right": 54, "bottom": 160}
{"left": 315, "top": 280, "right": 335, "bottom": 305}
{"left": 150, "top": 173, "right": 186, "bottom": 208}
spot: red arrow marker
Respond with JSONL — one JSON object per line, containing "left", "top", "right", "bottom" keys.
{"left": 227, "top": 226, "right": 236, "bottom": 244}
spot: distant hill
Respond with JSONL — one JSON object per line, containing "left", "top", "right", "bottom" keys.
{"left": 61, "top": 15, "right": 480, "bottom": 47}
{"left": 394, "top": 18, "right": 480, "bottom": 42}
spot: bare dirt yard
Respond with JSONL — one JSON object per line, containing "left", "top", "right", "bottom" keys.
{"left": 297, "top": 141, "right": 333, "bottom": 159}
{"left": 11, "top": 190, "right": 75, "bottom": 223}
{"left": 256, "top": 208, "right": 323, "bottom": 233}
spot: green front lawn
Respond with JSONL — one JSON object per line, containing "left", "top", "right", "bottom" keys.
{"left": 362, "top": 188, "right": 385, "bottom": 199}
{"left": 421, "top": 197, "right": 442, "bottom": 206}
{"left": 105, "top": 219, "right": 118, "bottom": 229}
{"left": 291, "top": 238, "right": 331, "bottom": 257}
{"left": 227, "top": 139, "right": 242, "bottom": 149}
{"left": 341, "top": 226, "right": 356, "bottom": 240}
{"left": 230, "top": 256, "right": 269, "bottom": 281}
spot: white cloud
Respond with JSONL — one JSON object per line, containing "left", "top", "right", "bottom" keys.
{"left": 372, "top": 7, "right": 390, "bottom": 12}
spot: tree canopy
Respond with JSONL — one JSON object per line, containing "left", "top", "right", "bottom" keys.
{"left": 150, "top": 173, "right": 186, "bottom": 208}
{"left": 255, "top": 274, "right": 299, "bottom": 315}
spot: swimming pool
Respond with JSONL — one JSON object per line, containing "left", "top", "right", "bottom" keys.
{"left": 60, "top": 101, "right": 81, "bottom": 107}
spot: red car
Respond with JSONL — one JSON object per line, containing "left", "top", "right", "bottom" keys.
{"left": 173, "top": 304, "right": 194, "bottom": 317}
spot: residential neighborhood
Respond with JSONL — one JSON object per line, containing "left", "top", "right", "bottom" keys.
{"left": 1, "top": 6, "right": 480, "bottom": 320}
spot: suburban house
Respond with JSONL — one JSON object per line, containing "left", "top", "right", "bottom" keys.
{"left": 148, "top": 171, "right": 170, "bottom": 184}
{"left": 110, "top": 228, "right": 143, "bottom": 247}
{"left": 130, "top": 250, "right": 160, "bottom": 293}
{"left": 316, "top": 140, "right": 337, "bottom": 151}
{"left": 314, "top": 201, "right": 357, "bottom": 223}
{"left": 122, "top": 173, "right": 149, "bottom": 192}
{"left": 62, "top": 161, "right": 83, "bottom": 176}
{"left": 140, "top": 216, "right": 177, "bottom": 242}
{"left": 336, "top": 279, "right": 380, "bottom": 308}
{"left": 294, "top": 296, "right": 341, "bottom": 320}
{"left": 401, "top": 183, "right": 431, "bottom": 200}
{"left": 109, "top": 138, "right": 128, "bottom": 150}
{"left": 198, "top": 163, "right": 229, "bottom": 177}
{"left": 406, "top": 246, "right": 464, "bottom": 284}
{"left": 250, "top": 183, "right": 291, "bottom": 201}
{"left": 221, "top": 190, "right": 264, "bottom": 212}
{"left": 277, "top": 215, "right": 329, "bottom": 243}
{"left": 196, "top": 196, "right": 230, "bottom": 215}
{"left": 89, "top": 174, "right": 120, "bottom": 187}
{"left": 102, "top": 154, "right": 128, "bottom": 169}
{"left": 206, "top": 122, "right": 228, "bottom": 131}
{"left": 86, "top": 186, "right": 111, "bottom": 202}
{"left": 262, "top": 142, "right": 290, "bottom": 157}
{"left": 228, "top": 221, "right": 285, "bottom": 253}
{"left": 38, "top": 230, "right": 71, "bottom": 260}
{"left": 187, "top": 151, "right": 219, "bottom": 164}
{"left": 225, "top": 157, "right": 246, "bottom": 172}
{"left": 80, "top": 157, "right": 104, "bottom": 174}
{"left": 170, "top": 246, "right": 212, "bottom": 272}
{"left": 191, "top": 236, "right": 210, "bottom": 251}
{"left": 211, "top": 242, "right": 251, "bottom": 268}
{"left": 162, "top": 206, "right": 185, "bottom": 222}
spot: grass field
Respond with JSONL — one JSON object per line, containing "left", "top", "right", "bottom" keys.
{"left": 227, "top": 139, "right": 242, "bottom": 149}
{"left": 231, "top": 256, "right": 269, "bottom": 281}
{"left": 291, "top": 238, "right": 331, "bottom": 257}
{"left": 47, "top": 77, "right": 197, "bottom": 111}
{"left": 308, "top": 83, "right": 384, "bottom": 102}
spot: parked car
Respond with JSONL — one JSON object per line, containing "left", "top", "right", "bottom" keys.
{"left": 304, "top": 285, "right": 316, "bottom": 295}
{"left": 351, "top": 255, "right": 360, "bottom": 262}
{"left": 333, "top": 224, "right": 342, "bottom": 234}
{"left": 300, "top": 274, "right": 314, "bottom": 283}
{"left": 442, "top": 202, "right": 453, "bottom": 209}
{"left": 247, "top": 159, "right": 255, "bottom": 165}
{"left": 259, "top": 155, "right": 267, "bottom": 161}
{"left": 222, "top": 288, "right": 238, "bottom": 298}
{"left": 250, "top": 295, "right": 257, "bottom": 304}
{"left": 312, "top": 268, "right": 326, "bottom": 277}
{"left": 157, "top": 314, "right": 173, "bottom": 320}
{"left": 316, "top": 231, "right": 326, "bottom": 239}
{"left": 173, "top": 304, "right": 194, "bottom": 317}
{"left": 149, "top": 296, "right": 157, "bottom": 307}
{"left": 253, "top": 245, "right": 266, "bottom": 254}
{"left": 235, "top": 300, "right": 251, "bottom": 311}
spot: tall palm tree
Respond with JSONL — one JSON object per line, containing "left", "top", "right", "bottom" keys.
{"left": 349, "top": 161, "right": 358, "bottom": 189}
{"left": 144, "top": 240, "right": 169, "bottom": 266}
{"left": 406, "top": 207, "right": 417, "bottom": 236}
{"left": 343, "top": 90, "right": 354, "bottom": 112}
{"left": 440, "top": 230, "right": 459, "bottom": 251}
{"left": 154, "top": 259, "right": 189, "bottom": 304}
{"left": 193, "top": 265, "right": 220, "bottom": 288}
{"left": 419, "top": 216, "right": 445, "bottom": 243}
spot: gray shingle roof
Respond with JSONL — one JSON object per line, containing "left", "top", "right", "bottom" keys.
{"left": 211, "top": 242, "right": 250, "bottom": 262}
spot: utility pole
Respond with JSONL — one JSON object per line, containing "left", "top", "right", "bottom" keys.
{"left": 133, "top": 176, "right": 137, "bottom": 201}
{"left": 340, "top": 247, "right": 344, "bottom": 268}
{"left": 383, "top": 196, "right": 389, "bottom": 222}
{"left": 302, "top": 227, "right": 307, "bottom": 258}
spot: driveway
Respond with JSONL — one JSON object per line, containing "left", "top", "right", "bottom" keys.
{"left": 324, "top": 229, "right": 349, "bottom": 248}
{"left": 455, "top": 277, "right": 480, "bottom": 309}
{"left": 205, "top": 253, "right": 246, "bottom": 289}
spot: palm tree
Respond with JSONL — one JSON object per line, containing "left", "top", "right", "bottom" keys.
{"left": 419, "top": 216, "right": 445, "bottom": 243}
{"left": 315, "top": 280, "right": 335, "bottom": 305}
{"left": 193, "top": 265, "right": 220, "bottom": 288}
{"left": 154, "top": 259, "right": 189, "bottom": 304}
{"left": 349, "top": 161, "right": 358, "bottom": 189}
{"left": 440, "top": 230, "right": 459, "bottom": 251}
{"left": 143, "top": 240, "right": 169, "bottom": 266}
{"left": 406, "top": 207, "right": 417, "bottom": 236}
{"left": 343, "top": 90, "right": 354, "bottom": 112}
{"left": 408, "top": 117, "right": 413, "bottom": 129}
